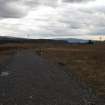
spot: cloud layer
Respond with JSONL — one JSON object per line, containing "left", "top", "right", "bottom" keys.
{"left": 0, "top": 0, "right": 105, "bottom": 40}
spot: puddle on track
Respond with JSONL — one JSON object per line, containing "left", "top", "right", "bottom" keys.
{"left": 0, "top": 71, "right": 10, "bottom": 77}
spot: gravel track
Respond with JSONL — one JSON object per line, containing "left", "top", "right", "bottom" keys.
{"left": 0, "top": 50, "right": 96, "bottom": 105}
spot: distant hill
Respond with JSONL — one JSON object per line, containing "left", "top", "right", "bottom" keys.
{"left": 54, "top": 38, "right": 89, "bottom": 44}
{"left": 0, "top": 36, "right": 65, "bottom": 44}
{"left": 0, "top": 36, "right": 94, "bottom": 44}
{"left": 0, "top": 36, "right": 30, "bottom": 43}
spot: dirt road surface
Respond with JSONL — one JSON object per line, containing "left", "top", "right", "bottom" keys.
{"left": 0, "top": 50, "right": 94, "bottom": 105}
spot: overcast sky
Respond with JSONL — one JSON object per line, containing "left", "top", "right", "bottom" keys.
{"left": 0, "top": 0, "right": 105, "bottom": 40}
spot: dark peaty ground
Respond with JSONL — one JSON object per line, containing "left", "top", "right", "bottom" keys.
{"left": 0, "top": 50, "right": 92, "bottom": 105}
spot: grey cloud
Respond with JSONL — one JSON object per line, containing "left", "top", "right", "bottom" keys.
{"left": 63, "top": 0, "right": 94, "bottom": 2}
{"left": 24, "top": 0, "right": 58, "bottom": 7}
{"left": 0, "top": 0, "right": 58, "bottom": 18}
{"left": 0, "top": 0, "right": 95, "bottom": 19}
{"left": 0, "top": 0, "right": 28, "bottom": 18}
{"left": 0, "top": 5, "right": 25, "bottom": 18}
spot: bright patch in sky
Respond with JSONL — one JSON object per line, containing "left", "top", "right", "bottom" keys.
{"left": 0, "top": 0, "right": 105, "bottom": 40}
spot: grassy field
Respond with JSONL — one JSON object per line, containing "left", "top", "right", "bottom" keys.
{"left": 0, "top": 42, "right": 105, "bottom": 98}
{"left": 34, "top": 43, "right": 105, "bottom": 98}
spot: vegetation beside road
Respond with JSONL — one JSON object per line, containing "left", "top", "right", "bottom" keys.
{"left": 36, "top": 44, "right": 105, "bottom": 97}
